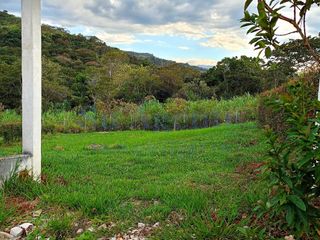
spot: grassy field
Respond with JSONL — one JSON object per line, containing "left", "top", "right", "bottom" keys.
{"left": 0, "top": 123, "right": 269, "bottom": 239}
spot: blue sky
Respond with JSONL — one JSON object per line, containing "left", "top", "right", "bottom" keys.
{"left": 1, "top": 0, "right": 319, "bottom": 66}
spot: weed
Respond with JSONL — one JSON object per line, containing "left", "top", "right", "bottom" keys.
{"left": 2, "top": 172, "right": 43, "bottom": 200}
{"left": 47, "top": 215, "right": 73, "bottom": 240}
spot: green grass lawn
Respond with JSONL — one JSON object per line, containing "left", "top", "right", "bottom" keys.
{"left": 0, "top": 123, "right": 269, "bottom": 239}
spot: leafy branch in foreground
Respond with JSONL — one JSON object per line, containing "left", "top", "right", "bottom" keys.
{"left": 241, "top": 0, "right": 320, "bottom": 64}
{"left": 263, "top": 78, "right": 320, "bottom": 236}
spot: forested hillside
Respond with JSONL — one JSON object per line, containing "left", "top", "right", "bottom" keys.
{"left": 1, "top": 10, "right": 318, "bottom": 112}
{"left": 0, "top": 11, "right": 203, "bottom": 110}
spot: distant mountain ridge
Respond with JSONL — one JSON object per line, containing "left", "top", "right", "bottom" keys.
{"left": 126, "top": 51, "right": 175, "bottom": 67}
{"left": 197, "top": 65, "right": 212, "bottom": 70}
{"left": 126, "top": 51, "right": 208, "bottom": 72}
{"left": 0, "top": 10, "right": 208, "bottom": 73}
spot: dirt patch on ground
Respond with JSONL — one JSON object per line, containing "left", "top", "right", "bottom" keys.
{"left": 86, "top": 144, "right": 105, "bottom": 150}
{"left": 53, "top": 145, "right": 65, "bottom": 151}
{"left": 55, "top": 176, "right": 69, "bottom": 186}
{"left": 242, "top": 139, "right": 258, "bottom": 147}
{"left": 166, "top": 211, "right": 185, "bottom": 226}
{"left": 85, "top": 143, "right": 125, "bottom": 151}
{"left": 187, "top": 181, "right": 222, "bottom": 192}
{"left": 5, "top": 197, "right": 39, "bottom": 214}
{"left": 235, "top": 162, "right": 265, "bottom": 179}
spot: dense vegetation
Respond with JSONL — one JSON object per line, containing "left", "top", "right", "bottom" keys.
{"left": 0, "top": 11, "right": 200, "bottom": 111}
{"left": 243, "top": 0, "right": 320, "bottom": 238}
{"left": 0, "top": 95, "right": 257, "bottom": 143}
{"left": 257, "top": 72, "right": 320, "bottom": 237}
{"left": 1, "top": 10, "right": 318, "bottom": 113}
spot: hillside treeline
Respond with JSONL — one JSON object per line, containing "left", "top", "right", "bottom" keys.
{"left": 0, "top": 10, "right": 318, "bottom": 112}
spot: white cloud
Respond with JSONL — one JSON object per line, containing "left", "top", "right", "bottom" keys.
{"left": 174, "top": 58, "right": 218, "bottom": 67}
{"left": 142, "top": 22, "right": 208, "bottom": 39}
{"left": 178, "top": 46, "right": 190, "bottom": 50}
{"left": 95, "top": 32, "right": 137, "bottom": 45}
{"left": 201, "top": 31, "right": 249, "bottom": 51}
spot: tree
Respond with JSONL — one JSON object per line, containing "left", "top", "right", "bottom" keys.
{"left": 261, "top": 37, "right": 320, "bottom": 89}
{"left": 202, "top": 56, "right": 264, "bottom": 98}
{"left": 86, "top": 49, "right": 131, "bottom": 106}
{"left": 42, "top": 57, "right": 71, "bottom": 110}
{"left": 87, "top": 65, "right": 115, "bottom": 106}
{"left": 0, "top": 61, "right": 21, "bottom": 109}
{"left": 113, "top": 65, "right": 161, "bottom": 103}
{"left": 176, "top": 78, "right": 214, "bottom": 101}
{"left": 241, "top": 0, "right": 320, "bottom": 99}
{"left": 100, "top": 49, "right": 130, "bottom": 79}
{"left": 269, "top": 37, "right": 320, "bottom": 71}
{"left": 165, "top": 98, "right": 188, "bottom": 131}
{"left": 71, "top": 73, "right": 92, "bottom": 110}
{"left": 156, "top": 63, "right": 200, "bottom": 101}
{"left": 262, "top": 62, "right": 293, "bottom": 89}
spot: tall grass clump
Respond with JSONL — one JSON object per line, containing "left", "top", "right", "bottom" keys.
{"left": 0, "top": 109, "right": 21, "bottom": 124}
{"left": 0, "top": 95, "right": 258, "bottom": 142}
{"left": 0, "top": 110, "right": 22, "bottom": 143}
{"left": 0, "top": 190, "right": 13, "bottom": 225}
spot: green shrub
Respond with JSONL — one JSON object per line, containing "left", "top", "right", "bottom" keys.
{"left": 257, "top": 73, "right": 320, "bottom": 237}
{"left": 42, "top": 123, "right": 57, "bottom": 134}
{"left": 258, "top": 72, "right": 319, "bottom": 137}
{"left": 83, "top": 111, "right": 97, "bottom": 131}
{"left": 0, "top": 122, "right": 22, "bottom": 143}
{"left": 0, "top": 109, "right": 21, "bottom": 124}
{"left": 63, "top": 123, "right": 82, "bottom": 133}
{"left": 258, "top": 85, "right": 287, "bottom": 137}
{"left": 0, "top": 95, "right": 258, "bottom": 135}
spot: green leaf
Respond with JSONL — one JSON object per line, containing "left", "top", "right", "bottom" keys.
{"left": 270, "top": 16, "right": 278, "bottom": 28}
{"left": 315, "top": 166, "right": 320, "bottom": 183}
{"left": 249, "top": 37, "right": 261, "bottom": 44}
{"left": 286, "top": 206, "right": 295, "bottom": 226}
{"left": 244, "top": 0, "right": 254, "bottom": 10}
{"left": 287, "top": 195, "right": 306, "bottom": 211}
{"left": 265, "top": 47, "right": 272, "bottom": 58}
{"left": 247, "top": 26, "right": 258, "bottom": 33}
{"left": 256, "top": 40, "right": 266, "bottom": 48}
{"left": 244, "top": 10, "right": 251, "bottom": 20}
{"left": 297, "top": 152, "right": 314, "bottom": 168}
{"left": 241, "top": 23, "right": 253, "bottom": 28}
{"left": 282, "top": 175, "right": 293, "bottom": 189}
{"left": 296, "top": 208, "right": 309, "bottom": 228}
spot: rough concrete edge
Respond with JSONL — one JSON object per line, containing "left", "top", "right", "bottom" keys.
{"left": 0, "top": 154, "right": 32, "bottom": 185}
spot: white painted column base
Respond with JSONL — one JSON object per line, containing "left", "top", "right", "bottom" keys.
{"left": 0, "top": 155, "right": 32, "bottom": 185}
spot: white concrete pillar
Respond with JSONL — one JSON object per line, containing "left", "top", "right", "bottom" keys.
{"left": 21, "top": 0, "right": 42, "bottom": 179}
{"left": 318, "top": 79, "right": 320, "bottom": 101}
